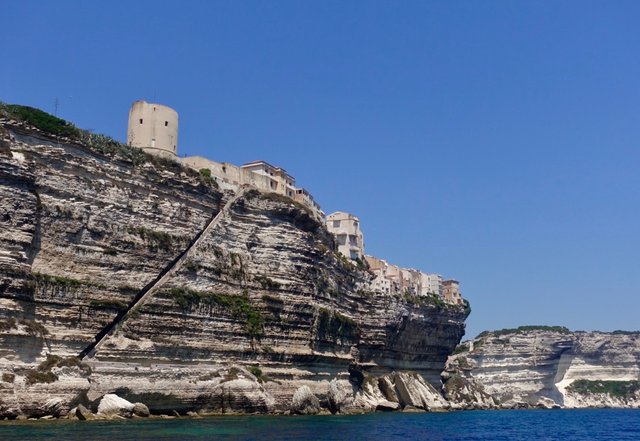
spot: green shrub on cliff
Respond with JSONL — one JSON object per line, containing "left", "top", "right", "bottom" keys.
{"left": 255, "top": 275, "right": 281, "bottom": 290}
{"left": 23, "top": 354, "right": 91, "bottom": 385}
{"left": 452, "top": 343, "right": 470, "bottom": 355}
{"left": 129, "top": 226, "right": 181, "bottom": 252}
{"left": 463, "top": 299, "right": 471, "bottom": 318}
{"left": 0, "top": 103, "right": 217, "bottom": 190}
{"left": 0, "top": 317, "right": 17, "bottom": 332}
{"left": 32, "top": 273, "right": 83, "bottom": 289}
{"left": 567, "top": 380, "right": 640, "bottom": 398}
{"left": 89, "top": 299, "right": 128, "bottom": 311}
{"left": 165, "top": 288, "right": 264, "bottom": 338}
{"left": 315, "top": 308, "right": 360, "bottom": 343}
{"left": 198, "top": 168, "right": 216, "bottom": 185}
{"left": 25, "top": 370, "right": 58, "bottom": 385}
{"left": 0, "top": 103, "right": 81, "bottom": 138}
{"left": 401, "top": 291, "right": 447, "bottom": 310}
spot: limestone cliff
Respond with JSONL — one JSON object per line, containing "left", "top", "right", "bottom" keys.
{"left": 0, "top": 109, "right": 467, "bottom": 418}
{"left": 443, "top": 326, "right": 640, "bottom": 409}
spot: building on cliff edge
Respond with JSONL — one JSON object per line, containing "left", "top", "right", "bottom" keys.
{"left": 325, "top": 211, "right": 462, "bottom": 305}
{"left": 326, "top": 212, "right": 365, "bottom": 261}
{"left": 127, "top": 100, "right": 178, "bottom": 158}
{"left": 127, "top": 100, "right": 323, "bottom": 217}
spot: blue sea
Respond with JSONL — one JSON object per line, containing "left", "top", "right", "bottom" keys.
{"left": 0, "top": 409, "right": 638, "bottom": 440}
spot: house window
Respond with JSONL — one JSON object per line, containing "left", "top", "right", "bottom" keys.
{"left": 165, "top": 121, "right": 168, "bottom": 127}
{"left": 333, "top": 220, "right": 341, "bottom": 228}
{"left": 139, "top": 118, "right": 143, "bottom": 124}
{"left": 151, "top": 138, "right": 156, "bottom": 147}
{"left": 222, "top": 166, "right": 227, "bottom": 173}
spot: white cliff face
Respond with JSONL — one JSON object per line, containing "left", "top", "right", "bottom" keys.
{"left": 0, "top": 117, "right": 467, "bottom": 418}
{"left": 443, "top": 329, "right": 640, "bottom": 409}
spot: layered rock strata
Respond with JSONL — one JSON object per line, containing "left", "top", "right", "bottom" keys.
{"left": 443, "top": 328, "right": 640, "bottom": 409}
{"left": 0, "top": 117, "right": 467, "bottom": 418}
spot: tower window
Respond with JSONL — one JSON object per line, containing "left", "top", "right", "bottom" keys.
{"left": 165, "top": 121, "right": 168, "bottom": 127}
{"left": 139, "top": 118, "right": 143, "bottom": 124}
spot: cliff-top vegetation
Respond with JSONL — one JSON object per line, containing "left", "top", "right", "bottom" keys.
{"left": 477, "top": 325, "right": 570, "bottom": 338}
{"left": 0, "top": 102, "right": 217, "bottom": 189}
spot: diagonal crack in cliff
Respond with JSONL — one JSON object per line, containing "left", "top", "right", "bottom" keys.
{"left": 79, "top": 187, "right": 249, "bottom": 359}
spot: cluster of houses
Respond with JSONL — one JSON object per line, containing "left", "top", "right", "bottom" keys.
{"left": 128, "top": 100, "right": 463, "bottom": 305}
{"left": 325, "top": 212, "right": 463, "bottom": 305}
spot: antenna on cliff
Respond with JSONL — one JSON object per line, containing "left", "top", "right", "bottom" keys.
{"left": 54, "top": 97, "right": 59, "bottom": 117}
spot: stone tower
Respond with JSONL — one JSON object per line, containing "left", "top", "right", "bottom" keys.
{"left": 127, "top": 100, "right": 178, "bottom": 157}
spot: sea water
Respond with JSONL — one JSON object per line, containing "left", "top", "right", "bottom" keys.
{"left": 0, "top": 409, "right": 638, "bottom": 440}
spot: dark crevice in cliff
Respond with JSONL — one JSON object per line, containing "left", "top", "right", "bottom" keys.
{"left": 79, "top": 189, "right": 245, "bottom": 359}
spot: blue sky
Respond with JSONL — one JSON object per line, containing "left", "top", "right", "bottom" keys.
{"left": 2, "top": 1, "right": 639, "bottom": 338}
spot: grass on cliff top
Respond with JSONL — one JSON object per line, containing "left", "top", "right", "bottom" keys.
{"left": 0, "top": 102, "right": 217, "bottom": 189}
{"left": 0, "top": 104, "right": 80, "bottom": 138}
{"left": 567, "top": 380, "right": 640, "bottom": 398}
{"left": 477, "top": 325, "right": 570, "bottom": 339}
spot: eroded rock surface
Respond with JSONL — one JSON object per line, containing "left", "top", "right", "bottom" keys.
{"left": 443, "top": 328, "right": 640, "bottom": 409}
{"left": 0, "top": 118, "right": 467, "bottom": 418}
{"left": 97, "top": 394, "right": 134, "bottom": 418}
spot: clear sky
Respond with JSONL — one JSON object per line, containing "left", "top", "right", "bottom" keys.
{"left": 2, "top": 1, "right": 639, "bottom": 339}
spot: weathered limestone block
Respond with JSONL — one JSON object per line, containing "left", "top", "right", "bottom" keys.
{"left": 291, "top": 386, "right": 321, "bottom": 415}
{"left": 97, "top": 394, "right": 134, "bottom": 418}
{"left": 132, "top": 402, "right": 150, "bottom": 417}
{"left": 443, "top": 374, "right": 496, "bottom": 410}
{"left": 390, "top": 372, "right": 449, "bottom": 411}
{"left": 219, "top": 378, "right": 276, "bottom": 414}
{"left": 75, "top": 404, "right": 93, "bottom": 420}
{"left": 43, "top": 397, "right": 67, "bottom": 418}
{"left": 327, "top": 379, "right": 354, "bottom": 414}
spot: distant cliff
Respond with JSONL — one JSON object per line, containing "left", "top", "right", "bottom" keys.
{"left": 0, "top": 106, "right": 467, "bottom": 419}
{"left": 443, "top": 326, "right": 640, "bottom": 409}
